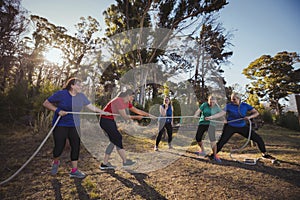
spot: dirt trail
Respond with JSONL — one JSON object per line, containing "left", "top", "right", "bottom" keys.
{"left": 0, "top": 124, "right": 299, "bottom": 199}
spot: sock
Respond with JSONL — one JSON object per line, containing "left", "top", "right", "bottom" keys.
{"left": 53, "top": 160, "right": 59, "bottom": 164}
{"left": 71, "top": 168, "right": 77, "bottom": 173}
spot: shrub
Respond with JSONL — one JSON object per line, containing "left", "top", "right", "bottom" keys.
{"left": 0, "top": 81, "right": 32, "bottom": 124}
{"left": 261, "top": 109, "right": 273, "bottom": 124}
{"left": 33, "top": 111, "right": 53, "bottom": 134}
{"left": 275, "top": 111, "right": 300, "bottom": 131}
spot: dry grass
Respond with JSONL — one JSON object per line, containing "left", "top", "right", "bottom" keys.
{"left": 0, "top": 123, "right": 299, "bottom": 200}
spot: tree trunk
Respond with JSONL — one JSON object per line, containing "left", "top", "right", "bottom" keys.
{"left": 295, "top": 94, "right": 300, "bottom": 125}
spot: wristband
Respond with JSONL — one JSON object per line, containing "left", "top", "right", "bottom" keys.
{"left": 55, "top": 108, "right": 61, "bottom": 115}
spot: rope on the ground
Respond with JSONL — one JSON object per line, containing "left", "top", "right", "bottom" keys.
{"left": 228, "top": 118, "right": 257, "bottom": 165}
{"left": 0, "top": 116, "right": 61, "bottom": 186}
{"left": 209, "top": 118, "right": 257, "bottom": 165}
{"left": 0, "top": 113, "right": 256, "bottom": 185}
{"left": 0, "top": 112, "right": 201, "bottom": 186}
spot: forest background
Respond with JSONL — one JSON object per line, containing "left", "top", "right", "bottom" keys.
{"left": 0, "top": 0, "right": 300, "bottom": 132}
{"left": 1, "top": 1, "right": 300, "bottom": 199}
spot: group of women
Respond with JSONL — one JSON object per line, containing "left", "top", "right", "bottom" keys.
{"left": 43, "top": 77, "right": 273, "bottom": 179}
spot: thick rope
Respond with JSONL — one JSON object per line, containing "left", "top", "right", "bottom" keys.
{"left": 67, "top": 112, "right": 119, "bottom": 116}
{"left": 0, "top": 112, "right": 193, "bottom": 185}
{"left": 0, "top": 113, "right": 255, "bottom": 185}
{"left": 0, "top": 112, "right": 114, "bottom": 185}
{"left": 209, "top": 118, "right": 256, "bottom": 165}
{"left": 228, "top": 118, "right": 257, "bottom": 165}
{"left": 230, "top": 118, "right": 252, "bottom": 152}
{"left": 0, "top": 116, "right": 61, "bottom": 186}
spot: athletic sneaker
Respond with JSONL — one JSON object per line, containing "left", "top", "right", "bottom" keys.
{"left": 214, "top": 154, "right": 222, "bottom": 163}
{"left": 123, "top": 159, "right": 136, "bottom": 167}
{"left": 69, "top": 170, "right": 86, "bottom": 179}
{"left": 100, "top": 162, "right": 116, "bottom": 170}
{"left": 196, "top": 151, "right": 207, "bottom": 157}
{"left": 262, "top": 153, "right": 275, "bottom": 159}
{"left": 154, "top": 146, "right": 158, "bottom": 151}
{"left": 168, "top": 144, "right": 173, "bottom": 149}
{"left": 51, "top": 161, "right": 60, "bottom": 175}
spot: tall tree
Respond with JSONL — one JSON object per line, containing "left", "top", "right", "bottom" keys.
{"left": 185, "top": 22, "right": 232, "bottom": 102}
{"left": 243, "top": 51, "right": 300, "bottom": 115}
{"left": 30, "top": 15, "right": 101, "bottom": 85}
{"left": 0, "top": 0, "right": 28, "bottom": 92}
{"left": 246, "top": 92, "right": 264, "bottom": 113}
{"left": 101, "top": 0, "right": 228, "bottom": 105}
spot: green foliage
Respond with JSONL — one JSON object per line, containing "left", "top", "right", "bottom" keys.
{"left": 0, "top": 79, "right": 58, "bottom": 125}
{"left": 163, "top": 83, "right": 170, "bottom": 97}
{"left": 171, "top": 98, "right": 182, "bottom": 124}
{"left": 251, "top": 109, "right": 299, "bottom": 135}
{"left": 0, "top": 81, "right": 32, "bottom": 123}
{"left": 33, "top": 110, "right": 53, "bottom": 134}
{"left": 243, "top": 51, "right": 300, "bottom": 115}
{"left": 246, "top": 93, "right": 264, "bottom": 113}
{"left": 32, "top": 80, "right": 60, "bottom": 113}
{"left": 101, "top": 0, "right": 230, "bottom": 101}
{"left": 260, "top": 109, "right": 273, "bottom": 124}
{"left": 0, "top": 0, "right": 28, "bottom": 93}
{"left": 145, "top": 96, "right": 163, "bottom": 113}
{"left": 199, "top": 24, "right": 233, "bottom": 65}
{"left": 275, "top": 111, "right": 300, "bottom": 131}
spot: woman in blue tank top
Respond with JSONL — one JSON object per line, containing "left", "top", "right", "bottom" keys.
{"left": 154, "top": 97, "right": 173, "bottom": 151}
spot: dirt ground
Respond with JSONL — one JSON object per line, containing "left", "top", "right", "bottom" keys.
{"left": 0, "top": 123, "right": 299, "bottom": 200}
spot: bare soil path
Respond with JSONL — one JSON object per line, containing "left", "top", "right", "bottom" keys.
{"left": 0, "top": 124, "right": 299, "bottom": 199}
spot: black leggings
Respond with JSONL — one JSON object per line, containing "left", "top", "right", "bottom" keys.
{"left": 196, "top": 124, "right": 216, "bottom": 142}
{"left": 52, "top": 126, "right": 81, "bottom": 161}
{"left": 156, "top": 121, "right": 173, "bottom": 146}
{"left": 100, "top": 118, "right": 123, "bottom": 149}
{"left": 216, "top": 124, "right": 266, "bottom": 153}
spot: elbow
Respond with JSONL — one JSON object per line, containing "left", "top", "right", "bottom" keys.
{"left": 42, "top": 100, "right": 48, "bottom": 107}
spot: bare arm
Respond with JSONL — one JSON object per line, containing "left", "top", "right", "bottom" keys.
{"left": 245, "top": 108, "right": 259, "bottom": 120}
{"left": 159, "top": 105, "right": 167, "bottom": 116}
{"left": 119, "top": 107, "right": 152, "bottom": 120}
{"left": 193, "top": 108, "right": 201, "bottom": 117}
{"left": 205, "top": 110, "right": 226, "bottom": 120}
{"left": 42, "top": 99, "right": 67, "bottom": 116}
{"left": 118, "top": 109, "right": 132, "bottom": 120}
{"left": 129, "top": 106, "right": 156, "bottom": 118}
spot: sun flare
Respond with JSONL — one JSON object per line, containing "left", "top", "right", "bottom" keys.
{"left": 44, "top": 48, "right": 64, "bottom": 65}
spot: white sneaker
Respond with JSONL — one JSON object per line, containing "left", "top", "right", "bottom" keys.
{"left": 69, "top": 170, "right": 86, "bottom": 179}
{"left": 196, "top": 151, "right": 207, "bottom": 157}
